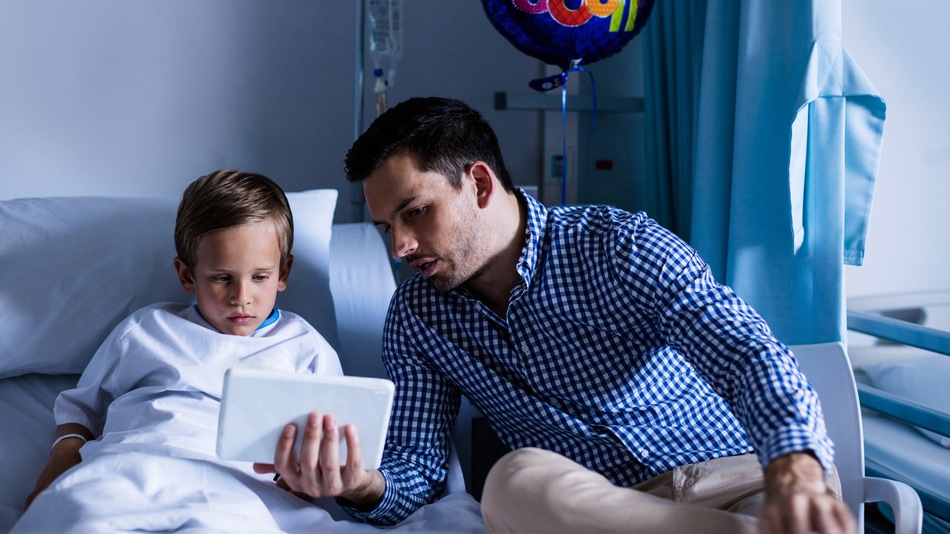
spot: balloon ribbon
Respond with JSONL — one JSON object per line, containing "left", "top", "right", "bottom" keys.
{"left": 529, "top": 65, "right": 598, "bottom": 205}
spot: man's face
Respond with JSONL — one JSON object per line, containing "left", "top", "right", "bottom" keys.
{"left": 363, "top": 154, "right": 492, "bottom": 292}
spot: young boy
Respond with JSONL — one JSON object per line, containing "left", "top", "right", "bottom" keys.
{"left": 16, "top": 170, "right": 342, "bottom": 530}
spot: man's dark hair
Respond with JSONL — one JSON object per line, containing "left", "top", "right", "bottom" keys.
{"left": 344, "top": 97, "right": 515, "bottom": 192}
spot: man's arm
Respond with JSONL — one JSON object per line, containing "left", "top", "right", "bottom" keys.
{"left": 759, "top": 452, "right": 855, "bottom": 534}
{"left": 612, "top": 222, "right": 853, "bottom": 532}
{"left": 258, "top": 285, "right": 462, "bottom": 525}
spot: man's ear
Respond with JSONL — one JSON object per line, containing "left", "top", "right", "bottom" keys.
{"left": 277, "top": 254, "right": 294, "bottom": 292}
{"left": 173, "top": 257, "right": 196, "bottom": 293}
{"left": 469, "top": 161, "right": 496, "bottom": 209}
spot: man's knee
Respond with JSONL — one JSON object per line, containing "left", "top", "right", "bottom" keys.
{"left": 482, "top": 447, "right": 548, "bottom": 504}
{"left": 482, "top": 448, "right": 585, "bottom": 533}
{"left": 482, "top": 447, "right": 607, "bottom": 518}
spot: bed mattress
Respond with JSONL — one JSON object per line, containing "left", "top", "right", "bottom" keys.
{"left": 0, "top": 373, "right": 79, "bottom": 529}
{"left": 863, "top": 410, "right": 950, "bottom": 532}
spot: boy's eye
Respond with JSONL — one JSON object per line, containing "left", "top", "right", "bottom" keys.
{"left": 253, "top": 274, "right": 269, "bottom": 281}
{"left": 377, "top": 224, "right": 392, "bottom": 234}
{"left": 212, "top": 275, "right": 231, "bottom": 283}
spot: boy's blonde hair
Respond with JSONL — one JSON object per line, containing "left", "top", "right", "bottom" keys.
{"left": 174, "top": 169, "right": 293, "bottom": 270}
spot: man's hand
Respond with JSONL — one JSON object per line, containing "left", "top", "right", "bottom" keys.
{"left": 253, "top": 412, "right": 386, "bottom": 511}
{"left": 758, "top": 452, "right": 855, "bottom": 534}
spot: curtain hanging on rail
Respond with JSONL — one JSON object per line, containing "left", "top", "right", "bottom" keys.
{"left": 643, "top": 0, "right": 886, "bottom": 344}
{"left": 641, "top": 0, "right": 706, "bottom": 242}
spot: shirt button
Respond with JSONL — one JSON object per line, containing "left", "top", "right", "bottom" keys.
{"left": 639, "top": 449, "right": 649, "bottom": 457}
{"left": 520, "top": 342, "right": 529, "bottom": 354}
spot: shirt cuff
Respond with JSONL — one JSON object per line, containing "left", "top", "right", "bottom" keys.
{"left": 336, "top": 469, "right": 401, "bottom": 526}
{"left": 756, "top": 424, "right": 836, "bottom": 474}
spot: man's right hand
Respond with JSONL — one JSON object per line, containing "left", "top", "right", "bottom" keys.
{"left": 252, "top": 412, "right": 386, "bottom": 511}
{"left": 759, "top": 452, "right": 855, "bottom": 534}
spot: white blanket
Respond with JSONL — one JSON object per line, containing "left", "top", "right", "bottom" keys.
{"left": 13, "top": 444, "right": 485, "bottom": 533}
{"left": 9, "top": 304, "right": 486, "bottom": 532}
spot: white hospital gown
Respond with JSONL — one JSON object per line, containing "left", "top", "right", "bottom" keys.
{"left": 14, "top": 302, "right": 354, "bottom": 533}
{"left": 56, "top": 302, "right": 342, "bottom": 460}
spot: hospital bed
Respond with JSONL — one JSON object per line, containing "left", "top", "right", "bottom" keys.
{"left": 0, "top": 190, "right": 484, "bottom": 532}
{"left": 848, "top": 293, "right": 950, "bottom": 533}
{"left": 2, "top": 190, "right": 934, "bottom": 533}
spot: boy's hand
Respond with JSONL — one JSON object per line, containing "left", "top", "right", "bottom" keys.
{"left": 253, "top": 412, "right": 385, "bottom": 511}
{"left": 24, "top": 442, "right": 84, "bottom": 510}
{"left": 758, "top": 452, "right": 855, "bottom": 534}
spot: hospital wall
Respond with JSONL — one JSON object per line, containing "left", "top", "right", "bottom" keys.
{"left": 841, "top": 0, "right": 950, "bottom": 298}
{"left": 0, "top": 1, "right": 544, "bottom": 221}
{"left": 1, "top": 1, "right": 946, "bottom": 300}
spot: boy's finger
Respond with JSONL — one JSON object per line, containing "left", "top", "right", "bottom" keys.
{"left": 252, "top": 462, "right": 276, "bottom": 474}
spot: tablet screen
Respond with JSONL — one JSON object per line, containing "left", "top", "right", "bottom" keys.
{"left": 216, "top": 368, "right": 394, "bottom": 468}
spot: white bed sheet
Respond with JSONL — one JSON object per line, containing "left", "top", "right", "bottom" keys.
{"left": 0, "top": 373, "right": 79, "bottom": 531}
{"left": 12, "top": 447, "right": 484, "bottom": 534}
{"left": 0, "top": 374, "right": 484, "bottom": 533}
{"left": 863, "top": 411, "right": 950, "bottom": 532}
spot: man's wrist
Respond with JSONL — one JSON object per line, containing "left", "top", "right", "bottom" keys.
{"left": 764, "top": 451, "right": 828, "bottom": 497}
{"left": 338, "top": 470, "right": 386, "bottom": 512}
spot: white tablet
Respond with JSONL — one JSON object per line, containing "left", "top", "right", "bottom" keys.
{"left": 216, "top": 368, "right": 395, "bottom": 468}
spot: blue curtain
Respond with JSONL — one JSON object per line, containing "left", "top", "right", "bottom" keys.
{"left": 641, "top": 0, "right": 706, "bottom": 240}
{"left": 643, "top": 0, "right": 886, "bottom": 344}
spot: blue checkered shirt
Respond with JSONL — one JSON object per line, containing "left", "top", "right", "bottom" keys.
{"left": 348, "top": 192, "right": 833, "bottom": 525}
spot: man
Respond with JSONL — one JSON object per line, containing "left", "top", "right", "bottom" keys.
{"left": 256, "top": 97, "right": 855, "bottom": 533}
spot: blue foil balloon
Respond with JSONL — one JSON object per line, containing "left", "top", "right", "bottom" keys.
{"left": 482, "top": 0, "right": 655, "bottom": 71}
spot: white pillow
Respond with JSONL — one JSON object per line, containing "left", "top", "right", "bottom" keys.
{"left": 0, "top": 189, "right": 338, "bottom": 378}
{"left": 280, "top": 189, "right": 339, "bottom": 348}
{"left": 861, "top": 355, "right": 950, "bottom": 448}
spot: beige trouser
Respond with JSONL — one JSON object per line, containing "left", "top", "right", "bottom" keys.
{"left": 481, "top": 447, "right": 842, "bottom": 534}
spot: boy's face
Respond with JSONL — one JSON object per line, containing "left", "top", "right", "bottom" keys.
{"left": 174, "top": 220, "right": 291, "bottom": 336}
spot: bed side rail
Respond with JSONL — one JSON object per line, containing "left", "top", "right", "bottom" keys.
{"left": 846, "top": 308, "right": 950, "bottom": 525}
{"left": 847, "top": 310, "right": 950, "bottom": 437}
